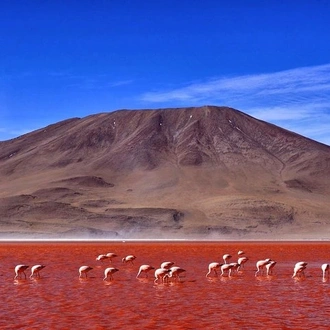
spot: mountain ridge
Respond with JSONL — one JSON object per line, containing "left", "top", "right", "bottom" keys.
{"left": 1, "top": 106, "right": 329, "bottom": 240}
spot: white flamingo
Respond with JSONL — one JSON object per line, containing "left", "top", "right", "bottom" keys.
{"left": 160, "top": 261, "right": 174, "bottom": 269}
{"left": 96, "top": 254, "right": 108, "bottom": 262}
{"left": 255, "top": 258, "right": 272, "bottom": 276}
{"left": 103, "top": 267, "right": 119, "bottom": 281}
{"left": 30, "top": 265, "right": 46, "bottom": 278}
{"left": 154, "top": 268, "right": 171, "bottom": 283}
{"left": 265, "top": 260, "right": 277, "bottom": 275}
{"left": 122, "top": 255, "right": 136, "bottom": 264}
{"left": 169, "top": 266, "right": 186, "bottom": 281}
{"left": 292, "top": 262, "right": 307, "bottom": 278}
{"left": 237, "top": 256, "right": 249, "bottom": 270}
{"left": 106, "top": 252, "right": 117, "bottom": 262}
{"left": 79, "top": 266, "right": 93, "bottom": 278}
{"left": 238, "top": 250, "right": 245, "bottom": 256}
{"left": 223, "top": 254, "right": 232, "bottom": 264}
{"left": 206, "top": 262, "right": 221, "bottom": 277}
{"left": 14, "top": 265, "right": 29, "bottom": 279}
{"left": 136, "top": 265, "right": 155, "bottom": 278}
{"left": 321, "top": 263, "right": 329, "bottom": 279}
{"left": 221, "top": 263, "right": 238, "bottom": 277}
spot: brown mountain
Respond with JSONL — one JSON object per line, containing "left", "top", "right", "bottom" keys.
{"left": 1, "top": 105, "right": 330, "bottom": 240}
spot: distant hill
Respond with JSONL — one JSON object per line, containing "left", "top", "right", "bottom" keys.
{"left": 1, "top": 105, "right": 330, "bottom": 240}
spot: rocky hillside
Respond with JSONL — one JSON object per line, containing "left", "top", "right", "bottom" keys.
{"left": 1, "top": 106, "right": 329, "bottom": 240}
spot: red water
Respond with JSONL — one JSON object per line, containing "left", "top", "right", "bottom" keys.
{"left": 0, "top": 241, "right": 329, "bottom": 329}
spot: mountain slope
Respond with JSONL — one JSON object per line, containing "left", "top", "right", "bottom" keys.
{"left": 1, "top": 106, "right": 329, "bottom": 239}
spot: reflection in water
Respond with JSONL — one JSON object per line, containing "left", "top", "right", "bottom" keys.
{"left": 0, "top": 242, "right": 329, "bottom": 329}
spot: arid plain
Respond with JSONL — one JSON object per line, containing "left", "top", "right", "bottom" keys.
{"left": 1, "top": 106, "right": 330, "bottom": 240}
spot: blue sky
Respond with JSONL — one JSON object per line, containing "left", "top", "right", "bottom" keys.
{"left": 1, "top": 0, "right": 330, "bottom": 145}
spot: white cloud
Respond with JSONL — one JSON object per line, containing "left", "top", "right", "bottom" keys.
{"left": 140, "top": 63, "right": 330, "bottom": 145}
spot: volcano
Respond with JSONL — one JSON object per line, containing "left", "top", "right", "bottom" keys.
{"left": 1, "top": 106, "right": 329, "bottom": 240}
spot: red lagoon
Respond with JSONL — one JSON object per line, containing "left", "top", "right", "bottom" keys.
{"left": 0, "top": 241, "right": 329, "bottom": 329}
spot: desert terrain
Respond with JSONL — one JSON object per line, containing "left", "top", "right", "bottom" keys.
{"left": 0, "top": 106, "right": 329, "bottom": 240}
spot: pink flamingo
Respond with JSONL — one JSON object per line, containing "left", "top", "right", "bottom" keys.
{"left": 106, "top": 252, "right": 117, "bottom": 262}
{"left": 265, "top": 260, "right": 276, "bottom": 275}
{"left": 122, "top": 255, "right": 136, "bottom": 264}
{"left": 136, "top": 265, "right": 155, "bottom": 278}
{"left": 160, "top": 261, "right": 174, "bottom": 269}
{"left": 79, "top": 266, "right": 93, "bottom": 278}
{"left": 206, "top": 262, "right": 221, "bottom": 277}
{"left": 238, "top": 250, "right": 245, "bottom": 256}
{"left": 223, "top": 254, "right": 232, "bottom": 264}
{"left": 14, "top": 265, "right": 29, "bottom": 279}
{"left": 96, "top": 254, "right": 108, "bottom": 262}
{"left": 221, "top": 263, "right": 238, "bottom": 277}
{"left": 30, "top": 265, "right": 46, "bottom": 278}
{"left": 292, "top": 262, "right": 307, "bottom": 278}
{"left": 169, "top": 266, "right": 186, "bottom": 281}
{"left": 237, "top": 256, "right": 249, "bottom": 270}
{"left": 103, "top": 267, "right": 119, "bottom": 281}
{"left": 255, "top": 258, "right": 272, "bottom": 276}
{"left": 154, "top": 268, "right": 171, "bottom": 283}
{"left": 322, "top": 263, "right": 329, "bottom": 279}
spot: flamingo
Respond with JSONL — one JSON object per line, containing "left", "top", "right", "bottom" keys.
{"left": 238, "top": 256, "right": 249, "bottom": 270}
{"left": 255, "top": 258, "right": 272, "bottom": 276}
{"left": 238, "top": 250, "right": 245, "bottom": 256}
{"left": 265, "top": 260, "right": 277, "bottom": 275}
{"left": 136, "top": 265, "right": 155, "bottom": 278}
{"left": 154, "top": 268, "right": 171, "bottom": 283}
{"left": 206, "top": 262, "right": 221, "bottom": 277}
{"left": 30, "top": 265, "right": 46, "bottom": 278}
{"left": 106, "top": 252, "right": 117, "bottom": 262}
{"left": 14, "top": 265, "right": 29, "bottom": 279}
{"left": 169, "top": 266, "right": 186, "bottom": 281}
{"left": 221, "top": 263, "right": 238, "bottom": 277}
{"left": 79, "top": 266, "right": 93, "bottom": 278}
{"left": 103, "top": 267, "right": 119, "bottom": 281}
{"left": 96, "top": 254, "right": 108, "bottom": 262}
{"left": 122, "top": 255, "right": 136, "bottom": 264}
{"left": 292, "top": 262, "right": 307, "bottom": 278}
{"left": 223, "top": 254, "right": 232, "bottom": 264}
{"left": 321, "top": 263, "right": 329, "bottom": 279}
{"left": 160, "top": 261, "right": 174, "bottom": 269}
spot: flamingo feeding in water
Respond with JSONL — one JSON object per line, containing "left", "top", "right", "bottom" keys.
{"left": 221, "top": 263, "right": 238, "bottom": 277}
{"left": 265, "top": 260, "right": 277, "bottom": 275}
{"left": 292, "top": 262, "right": 307, "bottom": 278}
{"left": 103, "top": 267, "right": 119, "bottom": 281}
{"left": 30, "top": 265, "right": 46, "bottom": 278}
{"left": 96, "top": 254, "right": 108, "bottom": 262}
{"left": 136, "top": 265, "right": 155, "bottom": 278}
{"left": 169, "top": 266, "right": 186, "bottom": 281}
{"left": 160, "top": 261, "right": 174, "bottom": 269}
{"left": 223, "top": 254, "right": 232, "bottom": 264}
{"left": 237, "top": 256, "right": 249, "bottom": 270}
{"left": 122, "top": 255, "right": 136, "bottom": 264}
{"left": 255, "top": 258, "right": 272, "bottom": 276}
{"left": 154, "top": 268, "right": 171, "bottom": 283}
{"left": 322, "top": 263, "right": 329, "bottom": 279}
{"left": 106, "top": 253, "right": 117, "bottom": 262}
{"left": 79, "top": 266, "right": 93, "bottom": 278}
{"left": 206, "top": 262, "right": 221, "bottom": 277}
{"left": 14, "top": 265, "right": 29, "bottom": 279}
